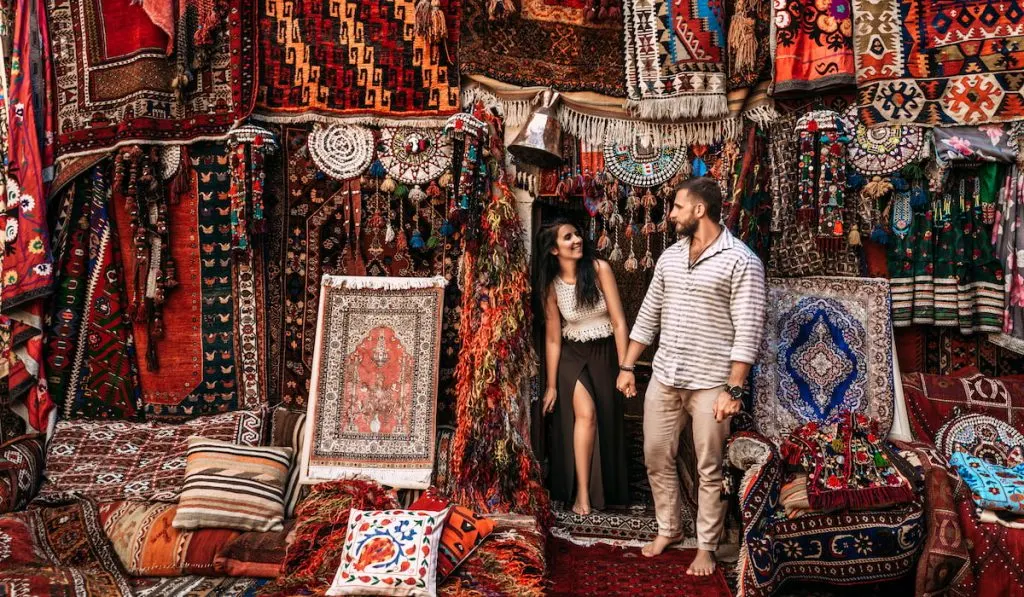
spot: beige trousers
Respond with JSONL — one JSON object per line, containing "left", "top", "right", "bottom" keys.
{"left": 643, "top": 377, "right": 729, "bottom": 551}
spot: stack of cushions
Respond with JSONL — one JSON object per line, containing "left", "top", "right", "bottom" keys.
{"left": 779, "top": 412, "right": 915, "bottom": 515}
{"left": 0, "top": 434, "right": 45, "bottom": 513}
{"left": 271, "top": 407, "right": 307, "bottom": 517}
{"left": 172, "top": 438, "right": 293, "bottom": 533}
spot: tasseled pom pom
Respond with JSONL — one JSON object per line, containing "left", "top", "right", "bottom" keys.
{"left": 385, "top": 222, "right": 396, "bottom": 244}
{"left": 862, "top": 176, "right": 894, "bottom": 201}
{"left": 381, "top": 175, "right": 397, "bottom": 194}
{"left": 847, "top": 224, "right": 861, "bottom": 247}
{"left": 415, "top": 0, "right": 447, "bottom": 43}
{"left": 847, "top": 173, "right": 867, "bottom": 189}
{"left": 640, "top": 251, "right": 654, "bottom": 270}
{"left": 608, "top": 243, "right": 623, "bottom": 262}
{"left": 409, "top": 185, "right": 427, "bottom": 203}
{"left": 624, "top": 251, "right": 638, "bottom": 272}
{"left": 870, "top": 225, "right": 889, "bottom": 245}
{"left": 597, "top": 230, "right": 610, "bottom": 251}
{"left": 410, "top": 229, "right": 426, "bottom": 249}
{"left": 440, "top": 219, "right": 454, "bottom": 236}
{"left": 641, "top": 189, "right": 657, "bottom": 208}
{"left": 394, "top": 184, "right": 409, "bottom": 201}
{"left": 439, "top": 170, "right": 453, "bottom": 188}
{"left": 891, "top": 176, "right": 909, "bottom": 192}
{"left": 369, "top": 160, "right": 387, "bottom": 179}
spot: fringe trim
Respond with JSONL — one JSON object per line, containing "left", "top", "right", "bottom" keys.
{"left": 988, "top": 333, "right": 1024, "bottom": 356}
{"left": 321, "top": 274, "right": 448, "bottom": 290}
{"left": 744, "top": 104, "right": 781, "bottom": 127}
{"left": 249, "top": 111, "right": 453, "bottom": 128}
{"left": 808, "top": 485, "right": 915, "bottom": 511}
{"left": 549, "top": 526, "right": 698, "bottom": 550}
{"left": 461, "top": 85, "right": 740, "bottom": 145}
{"left": 626, "top": 94, "right": 730, "bottom": 122}
{"left": 305, "top": 465, "right": 432, "bottom": 489}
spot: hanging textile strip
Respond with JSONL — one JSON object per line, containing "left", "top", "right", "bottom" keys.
{"left": 227, "top": 125, "right": 279, "bottom": 253}
{"left": 255, "top": 0, "right": 460, "bottom": 125}
{"left": 459, "top": 0, "right": 625, "bottom": 97}
{"left": 853, "top": 0, "right": 1024, "bottom": 125}
{"left": 795, "top": 110, "right": 850, "bottom": 252}
{"left": 772, "top": 0, "right": 855, "bottom": 95}
{"left": 622, "top": 0, "right": 729, "bottom": 121}
{"left": 46, "top": 167, "right": 142, "bottom": 420}
{"left": 45, "top": 0, "right": 256, "bottom": 161}
{"left": 3, "top": 0, "right": 55, "bottom": 431}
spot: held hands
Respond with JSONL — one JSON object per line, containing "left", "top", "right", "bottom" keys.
{"left": 713, "top": 390, "right": 742, "bottom": 422}
{"left": 616, "top": 371, "right": 637, "bottom": 398}
{"left": 543, "top": 388, "right": 558, "bottom": 415}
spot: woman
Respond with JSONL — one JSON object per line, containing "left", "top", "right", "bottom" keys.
{"left": 536, "top": 219, "right": 630, "bottom": 515}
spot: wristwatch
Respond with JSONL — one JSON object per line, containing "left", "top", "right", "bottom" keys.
{"left": 725, "top": 384, "right": 746, "bottom": 401}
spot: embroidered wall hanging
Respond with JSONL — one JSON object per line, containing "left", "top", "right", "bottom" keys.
{"left": 772, "top": 0, "right": 855, "bottom": 95}
{"left": 301, "top": 275, "right": 445, "bottom": 489}
{"left": 841, "top": 106, "right": 924, "bottom": 176}
{"left": 378, "top": 127, "right": 452, "bottom": 185}
{"left": 112, "top": 143, "right": 267, "bottom": 418}
{"left": 459, "top": 0, "right": 625, "bottom": 97}
{"left": 795, "top": 110, "right": 851, "bottom": 250}
{"left": 853, "top": 0, "right": 1024, "bottom": 125}
{"left": 256, "top": 0, "right": 460, "bottom": 124}
{"left": 753, "top": 277, "right": 895, "bottom": 442}
{"left": 45, "top": 0, "right": 255, "bottom": 161}
{"left": 307, "top": 124, "right": 376, "bottom": 182}
{"left": 623, "top": 0, "right": 728, "bottom": 120}
{"left": 603, "top": 140, "right": 685, "bottom": 188}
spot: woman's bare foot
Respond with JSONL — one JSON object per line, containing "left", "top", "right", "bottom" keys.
{"left": 686, "top": 549, "right": 717, "bottom": 576}
{"left": 641, "top": 534, "right": 682, "bottom": 557}
{"left": 571, "top": 500, "right": 591, "bottom": 516}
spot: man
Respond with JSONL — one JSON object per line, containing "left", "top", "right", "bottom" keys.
{"left": 616, "top": 177, "right": 766, "bottom": 575}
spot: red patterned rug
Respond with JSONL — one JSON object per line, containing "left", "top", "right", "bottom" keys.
{"left": 547, "top": 537, "right": 732, "bottom": 596}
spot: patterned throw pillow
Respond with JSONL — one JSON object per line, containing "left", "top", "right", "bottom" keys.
{"left": 326, "top": 508, "right": 449, "bottom": 597}
{"left": 99, "top": 501, "right": 241, "bottom": 576}
{"left": 409, "top": 493, "right": 495, "bottom": 581}
{"left": 0, "top": 434, "right": 45, "bottom": 513}
{"left": 271, "top": 407, "right": 306, "bottom": 517}
{"left": 172, "top": 438, "right": 293, "bottom": 532}
{"left": 949, "top": 452, "right": 1024, "bottom": 515}
{"left": 38, "top": 409, "right": 267, "bottom": 502}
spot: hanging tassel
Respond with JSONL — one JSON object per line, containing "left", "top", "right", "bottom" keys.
{"left": 847, "top": 224, "right": 861, "bottom": 247}
{"left": 410, "top": 229, "right": 426, "bottom": 249}
{"left": 640, "top": 250, "right": 654, "bottom": 270}
{"left": 891, "top": 176, "right": 909, "bottom": 192}
{"left": 624, "top": 250, "right": 638, "bottom": 272}
{"left": 169, "top": 146, "right": 190, "bottom": 204}
{"left": 439, "top": 170, "right": 453, "bottom": 188}
{"left": 394, "top": 184, "right": 409, "bottom": 201}
{"left": 870, "top": 225, "right": 889, "bottom": 244}
{"left": 608, "top": 242, "right": 623, "bottom": 262}
{"left": 409, "top": 185, "right": 427, "bottom": 204}
{"left": 385, "top": 222, "right": 396, "bottom": 244}
{"left": 415, "top": 0, "right": 447, "bottom": 43}
{"left": 369, "top": 160, "right": 388, "bottom": 179}
{"left": 728, "top": 14, "right": 757, "bottom": 73}
{"left": 861, "top": 176, "right": 894, "bottom": 202}
{"left": 597, "top": 230, "right": 610, "bottom": 251}
{"left": 381, "top": 176, "right": 397, "bottom": 194}
{"left": 440, "top": 219, "right": 454, "bottom": 237}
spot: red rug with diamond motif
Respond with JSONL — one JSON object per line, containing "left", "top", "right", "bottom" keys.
{"left": 547, "top": 537, "right": 732, "bottom": 596}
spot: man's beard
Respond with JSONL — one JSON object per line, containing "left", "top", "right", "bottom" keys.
{"left": 675, "top": 218, "right": 698, "bottom": 238}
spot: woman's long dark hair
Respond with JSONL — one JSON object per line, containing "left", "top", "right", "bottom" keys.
{"left": 533, "top": 218, "right": 601, "bottom": 322}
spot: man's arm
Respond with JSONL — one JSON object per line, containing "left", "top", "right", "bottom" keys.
{"left": 714, "top": 256, "right": 767, "bottom": 421}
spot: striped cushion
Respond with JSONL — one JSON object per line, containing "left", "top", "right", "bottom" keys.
{"left": 172, "top": 438, "right": 293, "bottom": 532}
{"left": 271, "top": 407, "right": 306, "bottom": 517}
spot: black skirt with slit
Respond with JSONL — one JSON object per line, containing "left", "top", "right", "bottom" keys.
{"left": 548, "top": 335, "right": 629, "bottom": 509}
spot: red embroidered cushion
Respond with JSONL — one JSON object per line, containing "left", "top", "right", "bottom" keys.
{"left": 0, "top": 433, "right": 45, "bottom": 513}
{"left": 409, "top": 492, "right": 495, "bottom": 581}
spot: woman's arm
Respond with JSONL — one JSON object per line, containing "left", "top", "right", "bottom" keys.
{"left": 543, "top": 287, "right": 562, "bottom": 414}
{"left": 596, "top": 260, "right": 629, "bottom": 367}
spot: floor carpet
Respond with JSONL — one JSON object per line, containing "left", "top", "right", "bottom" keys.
{"left": 547, "top": 537, "right": 732, "bottom": 597}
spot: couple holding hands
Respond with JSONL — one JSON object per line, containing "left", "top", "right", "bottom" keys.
{"left": 535, "top": 177, "right": 766, "bottom": 576}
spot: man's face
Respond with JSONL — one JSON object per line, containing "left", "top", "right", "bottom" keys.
{"left": 669, "top": 190, "right": 701, "bottom": 238}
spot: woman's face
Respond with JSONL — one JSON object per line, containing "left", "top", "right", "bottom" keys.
{"left": 550, "top": 224, "right": 583, "bottom": 260}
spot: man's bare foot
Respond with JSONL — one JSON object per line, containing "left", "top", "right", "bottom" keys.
{"left": 571, "top": 501, "right": 591, "bottom": 516}
{"left": 686, "top": 549, "right": 717, "bottom": 576}
{"left": 641, "top": 534, "right": 682, "bottom": 557}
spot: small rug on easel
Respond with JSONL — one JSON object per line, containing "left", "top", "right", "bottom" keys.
{"left": 547, "top": 537, "right": 732, "bottom": 596}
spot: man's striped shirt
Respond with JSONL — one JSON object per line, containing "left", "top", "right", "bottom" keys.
{"left": 629, "top": 227, "right": 767, "bottom": 390}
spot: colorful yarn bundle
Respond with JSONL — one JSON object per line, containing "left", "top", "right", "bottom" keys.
{"left": 257, "top": 479, "right": 399, "bottom": 597}
{"left": 449, "top": 110, "right": 550, "bottom": 525}
{"left": 441, "top": 521, "right": 547, "bottom": 596}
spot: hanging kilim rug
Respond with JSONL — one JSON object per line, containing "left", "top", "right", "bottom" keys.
{"left": 752, "top": 277, "right": 896, "bottom": 442}
{"left": 112, "top": 143, "right": 267, "bottom": 419}
{"left": 45, "top": 0, "right": 256, "bottom": 161}
{"left": 300, "top": 275, "right": 445, "bottom": 489}
{"left": 623, "top": 0, "right": 728, "bottom": 120}
{"left": 256, "top": 0, "right": 460, "bottom": 124}
{"left": 46, "top": 167, "right": 142, "bottom": 420}
{"left": 853, "top": 0, "right": 1024, "bottom": 125}
{"left": 459, "top": 0, "right": 625, "bottom": 96}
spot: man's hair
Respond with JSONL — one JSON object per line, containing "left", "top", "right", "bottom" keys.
{"left": 674, "top": 177, "right": 723, "bottom": 223}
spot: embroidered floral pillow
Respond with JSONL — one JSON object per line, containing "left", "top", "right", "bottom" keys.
{"left": 326, "top": 508, "right": 450, "bottom": 597}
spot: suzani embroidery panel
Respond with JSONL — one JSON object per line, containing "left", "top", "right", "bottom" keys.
{"left": 301, "top": 276, "right": 445, "bottom": 489}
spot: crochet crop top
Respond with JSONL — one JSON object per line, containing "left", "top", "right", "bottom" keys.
{"left": 553, "top": 277, "right": 614, "bottom": 343}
